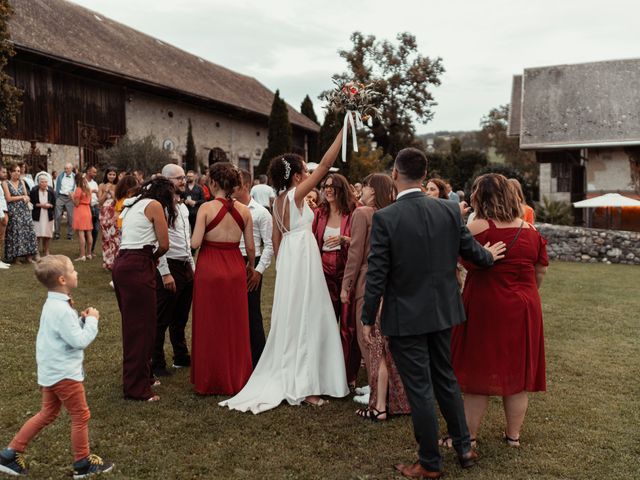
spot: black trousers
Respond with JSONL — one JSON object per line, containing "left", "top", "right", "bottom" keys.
{"left": 153, "top": 259, "right": 193, "bottom": 369}
{"left": 245, "top": 256, "right": 266, "bottom": 368}
{"left": 90, "top": 205, "right": 99, "bottom": 253}
{"left": 388, "top": 328, "right": 471, "bottom": 472}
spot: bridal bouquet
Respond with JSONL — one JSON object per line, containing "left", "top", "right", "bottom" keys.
{"left": 320, "top": 77, "right": 381, "bottom": 161}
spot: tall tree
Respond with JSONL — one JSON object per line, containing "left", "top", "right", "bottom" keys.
{"left": 327, "top": 31, "right": 444, "bottom": 158}
{"left": 0, "top": 0, "right": 22, "bottom": 141}
{"left": 300, "top": 95, "right": 318, "bottom": 123}
{"left": 256, "top": 90, "right": 292, "bottom": 175}
{"left": 300, "top": 95, "right": 319, "bottom": 163}
{"left": 477, "top": 105, "right": 538, "bottom": 183}
{"left": 185, "top": 118, "right": 197, "bottom": 171}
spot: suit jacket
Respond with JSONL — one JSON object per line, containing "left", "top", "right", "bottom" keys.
{"left": 30, "top": 187, "right": 56, "bottom": 222}
{"left": 312, "top": 207, "right": 353, "bottom": 264}
{"left": 341, "top": 206, "right": 374, "bottom": 300}
{"left": 362, "top": 191, "right": 494, "bottom": 336}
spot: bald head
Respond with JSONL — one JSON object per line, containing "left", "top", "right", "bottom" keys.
{"left": 161, "top": 163, "right": 184, "bottom": 178}
{"left": 161, "top": 163, "right": 186, "bottom": 194}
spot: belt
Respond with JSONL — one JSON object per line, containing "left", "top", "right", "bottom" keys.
{"left": 167, "top": 257, "right": 192, "bottom": 266}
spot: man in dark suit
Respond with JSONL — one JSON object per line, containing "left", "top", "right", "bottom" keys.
{"left": 362, "top": 148, "right": 505, "bottom": 479}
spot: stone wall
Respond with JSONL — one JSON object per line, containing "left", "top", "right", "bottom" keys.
{"left": 536, "top": 223, "right": 640, "bottom": 265}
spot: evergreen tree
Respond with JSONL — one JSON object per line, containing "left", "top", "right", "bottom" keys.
{"left": 0, "top": 0, "right": 22, "bottom": 140}
{"left": 300, "top": 95, "right": 319, "bottom": 163}
{"left": 300, "top": 95, "right": 318, "bottom": 123}
{"left": 185, "top": 118, "right": 197, "bottom": 171}
{"left": 256, "top": 90, "right": 292, "bottom": 175}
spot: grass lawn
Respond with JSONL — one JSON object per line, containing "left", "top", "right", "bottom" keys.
{"left": 1, "top": 239, "right": 638, "bottom": 479}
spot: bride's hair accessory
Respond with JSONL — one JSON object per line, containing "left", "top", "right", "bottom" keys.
{"left": 282, "top": 157, "right": 291, "bottom": 180}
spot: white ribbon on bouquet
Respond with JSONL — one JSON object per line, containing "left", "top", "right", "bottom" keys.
{"left": 341, "top": 110, "right": 364, "bottom": 162}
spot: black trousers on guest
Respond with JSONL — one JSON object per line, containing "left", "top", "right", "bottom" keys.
{"left": 388, "top": 328, "right": 472, "bottom": 472}
{"left": 244, "top": 255, "right": 266, "bottom": 368}
{"left": 112, "top": 246, "right": 157, "bottom": 400}
{"left": 153, "top": 259, "right": 194, "bottom": 369}
{"left": 90, "top": 205, "right": 100, "bottom": 253}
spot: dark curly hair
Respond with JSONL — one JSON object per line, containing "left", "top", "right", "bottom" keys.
{"left": 267, "top": 153, "right": 305, "bottom": 192}
{"left": 126, "top": 177, "right": 177, "bottom": 227}
{"left": 209, "top": 162, "right": 241, "bottom": 199}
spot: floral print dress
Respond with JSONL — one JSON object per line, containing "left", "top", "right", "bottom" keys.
{"left": 4, "top": 181, "right": 37, "bottom": 262}
{"left": 99, "top": 190, "right": 120, "bottom": 270}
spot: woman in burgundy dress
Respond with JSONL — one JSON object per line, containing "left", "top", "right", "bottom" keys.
{"left": 190, "top": 163, "right": 256, "bottom": 395}
{"left": 451, "top": 173, "right": 548, "bottom": 447}
{"left": 312, "top": 173, "right": 358, "bottom": 388}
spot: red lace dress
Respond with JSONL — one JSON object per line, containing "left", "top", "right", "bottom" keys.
{"left": 191, "top": 199, "right": 252, "bottom": 395}
{"left": 451, "top": 219, "right": 549, "bottom": 396}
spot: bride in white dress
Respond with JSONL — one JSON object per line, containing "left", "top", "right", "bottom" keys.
{"left": 220, "top": 130, "right": 348, "bottom": 414}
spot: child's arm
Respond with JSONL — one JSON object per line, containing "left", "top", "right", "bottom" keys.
{"left": 57, "top": 308, "right": 99, "bottom": 350}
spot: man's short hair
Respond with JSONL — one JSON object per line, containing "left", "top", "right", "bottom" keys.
{"left": 394, "top": 148, "right": 428, "bottom": 181}
{"left": 239, "top": 169, "right": 252, "bottom": 188}
{"left": 34, "top": 255, "right": 71, "bottom": 289}
{"left": 258, "top": 174, "right": 268, "bottom": 184}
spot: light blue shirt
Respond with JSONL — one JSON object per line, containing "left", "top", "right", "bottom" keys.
{"left": 35, "top": 292, "right": 98, "bottom": 387}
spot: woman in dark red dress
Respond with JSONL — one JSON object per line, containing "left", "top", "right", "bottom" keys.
{"left": 190, "top": 163, "right": 256, "bottom": 395}
{"left": 451, "top": 173, "right": 548, "bottom": 447}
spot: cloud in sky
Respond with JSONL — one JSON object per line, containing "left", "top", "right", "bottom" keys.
{"left": 70, "top": 0, "right": 640, "bottom": 133}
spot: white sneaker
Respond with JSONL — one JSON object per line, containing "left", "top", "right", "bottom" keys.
{"left": 0, "top": 263, "right": 9, "bottom": 269}
{"left": 354, "top": 385, "right": 370, "bottom": 396}
{"left": 353, "top": 393, "right": 370, "bottom": 405}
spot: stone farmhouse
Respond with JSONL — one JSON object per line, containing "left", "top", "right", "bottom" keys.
{"left": 508, "top": 59, "right": 640, "bottom": 231}
{"left": 1, "top": 0, "right": 319, "bottom": 174}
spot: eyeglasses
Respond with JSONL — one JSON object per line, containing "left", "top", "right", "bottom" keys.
{"left": 167, "top": 175, "right": 186, "bottom": 181}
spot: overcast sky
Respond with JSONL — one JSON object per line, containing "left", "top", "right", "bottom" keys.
{"left": 70, "top": 0, "right": 640, "bottom": 134}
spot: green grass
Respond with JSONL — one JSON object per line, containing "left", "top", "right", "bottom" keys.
{"left": 1, "top": 240, "right": 638, "bottom": 479}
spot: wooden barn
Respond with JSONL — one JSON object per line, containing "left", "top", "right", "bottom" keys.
{"left": 1, "top": 0, "right": 319, "bottom": 173}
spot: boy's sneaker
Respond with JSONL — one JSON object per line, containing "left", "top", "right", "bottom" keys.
{"left": 0, "top": 448, "right": 28, "bottom": 476}
{"left": 72, "top": 454, "right": 113, "bottom": 479}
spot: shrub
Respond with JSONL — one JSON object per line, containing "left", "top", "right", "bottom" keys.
{"left": 535, "top": 196, "right": 574, "bottom": 225}
{"left": 98, "top": 135, "right": 173, "bottom": 176}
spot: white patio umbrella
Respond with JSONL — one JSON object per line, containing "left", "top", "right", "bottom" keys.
{"left": 573, "top": 193, "right": 640, "bottom": 228}
{"left": 573, "top": 193, "right": 640, "bottom": 208}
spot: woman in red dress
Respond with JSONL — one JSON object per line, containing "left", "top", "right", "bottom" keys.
{"left": 312, "top": 173, "right": 358, "bottom": 388}
{"left": 190, "top": 163, "right": 256, "bottom": 395}
{"left": 451, "top": 173, "right": 548, "bottom": 447}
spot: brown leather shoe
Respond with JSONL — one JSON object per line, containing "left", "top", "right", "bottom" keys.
{"left": 393, "top": 462, "right": 443, "bottom": 479}
{"left": 458, "top": 449, "right": 479, "bottom": 469}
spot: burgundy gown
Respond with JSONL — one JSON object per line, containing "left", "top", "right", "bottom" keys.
{"left": 191, "top": 198, "right": 252, "bottom": 395}
{"left": 451, "top": 219, "right": 549, "bottom": 396}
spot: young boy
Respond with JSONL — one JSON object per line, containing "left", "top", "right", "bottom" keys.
{"left": 0, "top": 255, "right": 113, "bottom": 478}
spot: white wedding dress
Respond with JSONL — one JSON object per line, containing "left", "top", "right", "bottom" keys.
{"left": 219, "top": 188, "right": 349, "bottom": 414}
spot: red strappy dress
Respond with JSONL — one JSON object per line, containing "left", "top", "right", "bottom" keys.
{"left": 191, "top": 198, "right": 252, "bottom": 395}
{"left": 451, "top": 219, "right": 549, "bottom": 396}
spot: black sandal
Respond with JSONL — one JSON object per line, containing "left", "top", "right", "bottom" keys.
{"left": 355, "top": 407, "right": 387, "bottom": 421}
{"left": 503, "top": 432, "right": 520, "bottom": 447}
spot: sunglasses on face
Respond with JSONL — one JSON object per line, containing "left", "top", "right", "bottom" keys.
{"left": 322, "top": 184, "right": 342, "bottom": 191}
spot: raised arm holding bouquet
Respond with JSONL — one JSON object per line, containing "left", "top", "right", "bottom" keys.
{"left": 320, "top": 77, "right": 381, "bottom": 162}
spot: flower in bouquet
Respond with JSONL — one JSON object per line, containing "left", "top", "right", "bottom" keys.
{"left": 321, "top": 77, "right": 382, "bottom": 122}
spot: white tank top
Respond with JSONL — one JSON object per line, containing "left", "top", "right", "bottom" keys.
{"left": 119, "top": 198, "right": 157, "bottom": 249}
{"left": 322, "top": 225, "right": 341, "bottom": 252}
